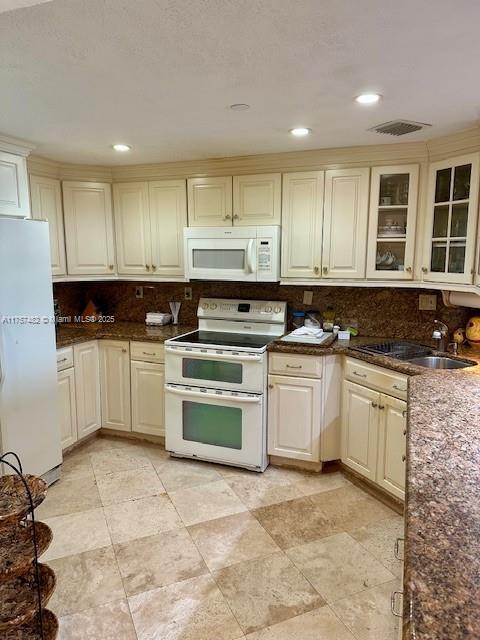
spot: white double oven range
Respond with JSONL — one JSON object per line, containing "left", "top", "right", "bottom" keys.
{"left": 164, "top": 298, "right": 286, "bottom": 471}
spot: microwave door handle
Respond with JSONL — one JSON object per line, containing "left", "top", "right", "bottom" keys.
{"left": 166, "top": 386, "right": 262, "bottom": 403}
{"left": 164, "top": 347, "right": 262, "bottom": 362}
{"left": 246, "top": 239, "right": 255, "bottom": 274}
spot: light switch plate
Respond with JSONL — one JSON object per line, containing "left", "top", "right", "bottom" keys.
{"left": 184, "top": 287, "right": 193, "bottom": 301}
{"left": 419, "top": 294, "right": 437, "bottom": 310}
{"left": 303, "top": 291, "right": 313, "bottom": 305}
{"left": 135, "top": 286, "right": 143, "bottom": 299}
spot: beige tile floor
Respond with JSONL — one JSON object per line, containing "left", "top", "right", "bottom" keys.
{"left": 39, "top": 435, "right": 404, "bottom": 640}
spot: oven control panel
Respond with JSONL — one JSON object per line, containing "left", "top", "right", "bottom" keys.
{"left": 198, "top": 298, "right": 286, "bottom": 323}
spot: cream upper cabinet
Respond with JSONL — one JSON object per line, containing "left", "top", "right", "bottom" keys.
{"left": 422, "top": 153, "right": 480, "bottom": 285}
{"left": 57, "top": 367, "right": 78, "bottom": 450}
{"left": 149, "top": 180, "right": 187, "bottom": 276}
{"left": 376, "top": 395, "right": 406, "bottom": 501}
{"left": 341, "top": 379, "right": 379, "bottom": 481}
{"left": 281, "top": 171, "right": 324, "bottom": 279}
{"left": 322, "top": 168, "right": 370, "bottom": 279}
{"left": 233, "top": 173, "right": 281, "bottom": 225}
{"left": 99, "top": 340, "right": 131, "bottom": 432}
{"left": 63, "top": 181, "right": 115, "bottom": 275}
{"left": 131, "top": 360, "right": 165, "bottom": 437}
{"left": 268, "top": 374, "right": 322, "bottom": 462}
{"left": 113, "top": 182, "right": 151, "bottom": 275}
{"left": 30, "top": 175, "right": 67, "bottom": 276}
{"left": 0, "top": 151, "right": 30, "bottom": 217}
{"left": 73, "top": 341, "right": 101, "bottom": 439}
{"left": 366, "top": 165, "right": 419, "bottom": 280}
{"left": 187, "top": 176, "right": 232, "bottom": 226}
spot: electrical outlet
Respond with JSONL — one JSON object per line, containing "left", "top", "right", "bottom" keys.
{"left": 135, "top": 286, "right": 144, "bottom": 299}
{"left": 303, "top": 291, "right": 313, "bottom": 305}
{"left": 184, "top": 287, "right": 193, "bottom": 301}
{"left": 419, "top": 294, "right": 437, "bottom": 311}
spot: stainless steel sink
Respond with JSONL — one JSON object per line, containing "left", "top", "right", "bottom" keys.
{"left": 407, "top": 356, "right": 475, "bottom": 370}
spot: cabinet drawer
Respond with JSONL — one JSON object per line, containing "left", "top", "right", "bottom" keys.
{"left": 56, "top": 346, "right": 74, "bottom": 371}
{"left": 130, "top": 341, "right": 165, "bottom": 363}
{"left": 344, "top": 357, "right": 408, "bottom": 400}
{"left": 269, "top": 353, "right": 323, "bottom": 378}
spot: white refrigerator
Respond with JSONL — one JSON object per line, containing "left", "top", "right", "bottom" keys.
{"left": 0, "top": 217, "right": 62, "bottom": 481}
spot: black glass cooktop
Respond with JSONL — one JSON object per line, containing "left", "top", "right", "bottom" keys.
{"left": 170, "top": 330, "right": 274, "bottom": 350}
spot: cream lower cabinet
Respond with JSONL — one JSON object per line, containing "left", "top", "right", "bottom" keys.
{"left": 341, "top": 360, "right": 407, "bottom": 500}
{"left": 377, "top": 395, "right": 407, "bottom": 500}
{"left": 57, "top": 367, "right": 77, "bottom": 450}
{"left": 131, "top": 360, "right": 165, "bottom": 437}
{"left": 99, "top": 341, "right": 131, "bottom": 432}
{"left": 268, "top": 374, "right": 322, "bottom": 462}
{"left": 73, "top": 341, "right": 101, "bottom": 438}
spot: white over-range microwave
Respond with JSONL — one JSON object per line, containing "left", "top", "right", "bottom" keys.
{"left": 184, "top": 226, "right": 280, "bottom": 281}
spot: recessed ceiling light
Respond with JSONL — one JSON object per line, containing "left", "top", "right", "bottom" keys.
{"left": 112, "top": 143, "right": 131, "bottom": 152}
{"left": 289, "top": 127, "right": 311, "bottom": 137}
{"left": 229, "top": 103, "right": 250, "bottom": 111}
{"left": 355, "top": 93, "right": 382, "bottom": 105}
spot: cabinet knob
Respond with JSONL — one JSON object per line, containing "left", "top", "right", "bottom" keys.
{"left": 371, "top": 401, "right": 378, "bottom": 408}
{"left": 122, "top": 348, "right": 127, "bottom": 353}
{"left": 379, "top": 404, "right": 385, "bottom": 410}
{"left": 402, "top": 455, "right": 406, "bottom": 462}
{"left": 268, "top": 384, "right": 274, "bottom": 389}
{"left": 421, "top": 266, "right": 428, "bottom": 273}
{"left": 146, "top": 264, "right": 150, "bottom": 271}
{"left": 109, "top": 264, "right": 114, "bottom": 270}
{"left": 322, "top": 266, "right": 328, "bottom": 274}
{"left": 405, "top": 266, "right": 412, "bottom": 273}
{"left": 314, "top": 266, "right": 319, "bottom": 274}
{"left": 233, "top": 214, "right": 239, "bottom": 220}
{"left": 152, "top": 264, "right": 157, "bottom": 271}
{"left": 403, "top": 429, "right": 407, "bottom": 436}
{"left": 224, "top": 215, "right": 232, "bottom": 220}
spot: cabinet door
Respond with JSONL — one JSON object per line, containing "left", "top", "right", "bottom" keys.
{"left": 0, "top": 151, "right": 30, "bottom": 217}
{"left": 341, "top": 380, "right": 379, "bottom": 481}
{"left": 281, "top": 171, "right": 324, "bottom": 278}
{"left": 63, "top": 181, "right": 116, "bottom": 275}
{"left": 131, "top": 360, "right": 165, "bottom": 437}
{"left": 377, "top": 395, "right": 407, "bottom": 500}
{"left": 149, "top": 180, "right": 187, "bottom": 276}
{"left": 57, "top": 367, "right": 78, "bottom": 450}
{"left": 267, "top": 374, "right": 322, "bottom": 462}
{"left": 233, "top": 173, "right": 281, "bottom": 225}
{"left": 74, "top": 341, "right": 101, "bottom": 439}
{"left": 99, "top": 341, "right": 131, "bottom": 432}
{"left": 30, "top": 175, "right": 67, "bottom": 276}
{"left": 113, "top": 182, "right": 152, "bottom": 275}
{"left": 422, "top": 153, "right": 479, "bottom": 285}
{"left": 366, "top": 165, "right": 419, "bottom": 280}
{"left": 323, "top": 168, "right": 370, "bottom": 279}
{"left": 187, "top": 177, "right": 232, "bottom": 226}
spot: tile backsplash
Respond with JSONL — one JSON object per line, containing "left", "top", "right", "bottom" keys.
{"left": 53, "top": 281, "right": 475, "bottom": 343}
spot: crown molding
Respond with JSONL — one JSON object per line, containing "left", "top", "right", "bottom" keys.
{"left": 0, "top": 133, "right": 35, "bottom": 156}
{"left": 25, "top": 125, "right": 480, "bottom": 184}
{"left": 426, "top": 126, "right": 480, "bottom": 161}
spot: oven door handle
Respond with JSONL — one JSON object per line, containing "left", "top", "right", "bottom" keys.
{"left": 165, "top": 385, "right": 262, "bottom": 403}
{"left": 246, "top": 239, "right": 255, "bottom": 274}
{"left": 164, "top": 347, "right": 262, "bottom": 362}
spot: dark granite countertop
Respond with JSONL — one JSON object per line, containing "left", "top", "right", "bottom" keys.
{"left": 55, "top": 322, "right": 195, "bottom": 347}
{"left": 270, "top": 335, "right": 480, "bottom": 639}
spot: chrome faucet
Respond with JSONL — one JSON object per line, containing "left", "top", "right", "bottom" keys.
{"left": 432, "top": 319, "right": 449, "bottom": 352}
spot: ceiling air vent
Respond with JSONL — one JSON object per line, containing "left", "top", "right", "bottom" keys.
{"left": 369, "top": 120, "right": 432, "bottom": 136}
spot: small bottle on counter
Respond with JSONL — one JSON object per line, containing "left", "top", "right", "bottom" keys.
{"left": 291, "top": 311, "right": 306, "bottom": 329}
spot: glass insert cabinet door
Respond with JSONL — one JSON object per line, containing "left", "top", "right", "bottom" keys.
{"left": 366, "top": 165, "right": 419, "bottom": 279}
{"left": 423, "top": 153, "right": 480, "bottom": 285}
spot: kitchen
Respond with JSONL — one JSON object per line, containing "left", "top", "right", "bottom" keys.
{"left": 1, "top": 1, "right": 480, "bottom": 639}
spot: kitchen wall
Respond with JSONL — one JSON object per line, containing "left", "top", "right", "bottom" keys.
{"left": 53, "top": 281, "right": 474, "bottom": 342}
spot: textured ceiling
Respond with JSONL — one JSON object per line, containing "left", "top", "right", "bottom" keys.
{"left": 1, "top": 0, "right": 480, "bottom": 165}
